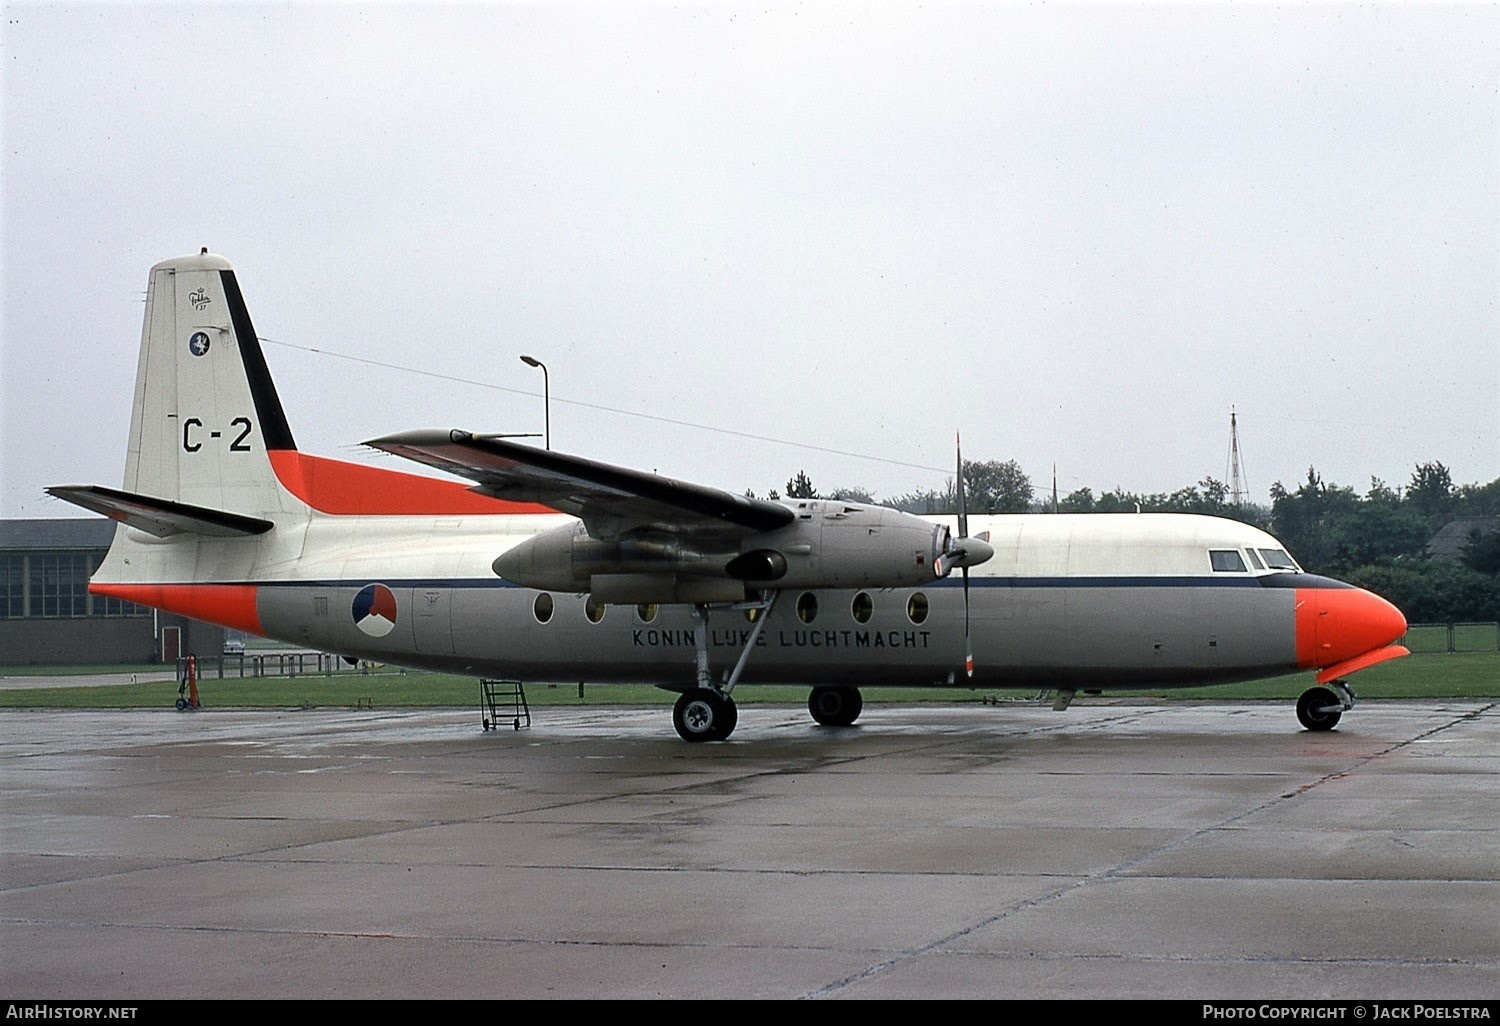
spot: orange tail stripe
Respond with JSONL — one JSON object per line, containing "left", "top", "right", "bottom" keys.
{"left": 90, "top": 583, "right": 263, "bottom": 635}
{"left": 269, "top": 450, "right": 555, "bottom": 516}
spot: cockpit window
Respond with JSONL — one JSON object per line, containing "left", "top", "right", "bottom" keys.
{"left": 1245, "top": 548, "right": 1264, "bottom": 570}
{"left": 1258, "top": 548, "right": 1299, "bottom": 571}
{"left": 1210, "top": 549, "right": 1247, "bottom": 572}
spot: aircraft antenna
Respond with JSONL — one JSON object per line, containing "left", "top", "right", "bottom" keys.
{"left": 1226, "top": 406, "right": 1249, "bottom": 506}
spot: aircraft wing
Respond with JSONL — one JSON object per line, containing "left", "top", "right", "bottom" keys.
{"left": 366, "top": 429, "right": 795, "bottom": 539}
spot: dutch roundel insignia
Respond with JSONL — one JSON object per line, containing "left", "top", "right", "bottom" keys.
{"left": 352, "top": 584, "right": 398, "bottom": 638}
{"left": 188, "top": 332, "right": 211, "bottom": 357}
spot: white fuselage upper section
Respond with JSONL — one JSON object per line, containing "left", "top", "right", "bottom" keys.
{"left": 99, "top": 509, "right": 1297, "bottom": 589}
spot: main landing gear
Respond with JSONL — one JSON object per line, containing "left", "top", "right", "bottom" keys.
{"left": 672, "top": 688, "right": 739, "bottom": 742}
{"left": 672, "top": 594, "right": 778, "bottom": 743}
{"left": 665, "top": 596, "right": 868, "bottom": 740}
{"left": 808, "top": 685, "right": 863, "bottom": 727}
{"left": 1297, "top": 680, "right": 1355, "bottom": 731}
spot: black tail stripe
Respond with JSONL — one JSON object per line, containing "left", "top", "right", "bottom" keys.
{"left": 220, "top": 269, "right": 296, "bottom": 452}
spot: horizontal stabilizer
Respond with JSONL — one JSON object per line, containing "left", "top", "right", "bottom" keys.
{"left": 46, "top": 485, "right": 274, "bottom": 538}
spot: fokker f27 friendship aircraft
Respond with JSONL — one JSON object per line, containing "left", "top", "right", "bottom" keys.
{"left": 50, "top": 252, "right": 1410, "bottom": 741}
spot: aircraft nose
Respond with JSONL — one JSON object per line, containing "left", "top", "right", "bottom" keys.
{"left": 1296, "top": 584, "right": 1408, "bottom": 670}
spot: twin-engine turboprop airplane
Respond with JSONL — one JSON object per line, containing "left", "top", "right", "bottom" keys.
{"left": 49, "top": 252, "right": 1410, "bottom": 741}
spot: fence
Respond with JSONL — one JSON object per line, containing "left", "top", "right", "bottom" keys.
{"left": 187, "top": 650, "right": 407, "bottom": 680}
{"left": 1401, "top": 623, "right": 1500, "bottom": 654}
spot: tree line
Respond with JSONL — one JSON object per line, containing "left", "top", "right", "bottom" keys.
{"left": 753, "top": 460, "right": 1500, "bottom": 624}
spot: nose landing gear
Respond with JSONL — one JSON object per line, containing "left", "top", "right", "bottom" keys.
{"left": 1296, "top": 680, "right": 1355, "bottom": 731}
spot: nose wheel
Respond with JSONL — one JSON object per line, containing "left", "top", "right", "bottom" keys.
{"left": 1297, "top": 681, "right": 1355, "bottom": 731}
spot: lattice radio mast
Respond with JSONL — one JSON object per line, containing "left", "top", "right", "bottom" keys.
{"left": 1226, "top": 406, "right": 1249, "bottom": 506}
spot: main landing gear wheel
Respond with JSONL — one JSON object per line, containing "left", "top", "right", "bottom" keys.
{"left": 1297, "top": 685, "right": 1344, "bottom": 731}
{"left": 808, "top": 686, "right": 863, "bottom": 727}
{"left": 673, "top": 688, "right": 737, "bottom": 742}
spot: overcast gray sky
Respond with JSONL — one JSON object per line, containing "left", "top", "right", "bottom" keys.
{"left": 3, "top": 2, "right": 1497, "bottom": 519}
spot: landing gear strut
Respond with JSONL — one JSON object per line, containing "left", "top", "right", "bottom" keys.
{"left": 1297, "top": 680, "right": 1355, "bottom": 731}
{"left": 672, "top": 593, "right": 779, "bottom": 742}
{"left": 808, "top": 685, "right": 863, "bottom": 727}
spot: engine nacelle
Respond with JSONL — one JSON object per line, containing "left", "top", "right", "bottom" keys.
{"left": 746, "top": 500, "right": 948, "bottom": 589}
{"left": 491, "top": 500, "right": 954, "bottom": 601}
{"left": 724, "top": 549, "right": 788, "bottom": 581}
{"left": 492, "top": 521, "right": 731, "bottom": 591}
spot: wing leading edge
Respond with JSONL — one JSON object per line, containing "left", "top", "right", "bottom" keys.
{"left": 366, "top": 430, "right": 795, "bottom": 539}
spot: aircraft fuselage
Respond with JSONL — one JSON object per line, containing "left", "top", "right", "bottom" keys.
{"left": 57, "top": 252, "right": 1410, "bottom": 741}
{"left": 94, "top": 509, "right": 1394, "bottom": 692}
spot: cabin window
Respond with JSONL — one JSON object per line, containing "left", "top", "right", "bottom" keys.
{"left": 636, "top": 603, "right": 658, "bottom": 624}
{"left": 585, "top": 596, "right": 606, "bottom": 623}
{"left": 533, "top": 593, "right": 554, "bottom": 624}
{"left": 1258, "top": 548, "right": 1299, "bottom": 571}
{"left": 1245, "top": 548, "right": 1264, "bottom": 570}
{"left": 1209, "top": 549, "right": 1247, "bottom": 572}
{"left": 796, "top": 592, "right": 818, "bottom": 624}
{"left": 906, "top": 592, "right": 929, "bottom": 625}
{"left": 852, "top": 591, "right": 874, "bottom": 624}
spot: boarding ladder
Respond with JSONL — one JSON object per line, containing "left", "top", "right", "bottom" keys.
{"left": 478, "top": 679, "right": 531, "bottom": 732}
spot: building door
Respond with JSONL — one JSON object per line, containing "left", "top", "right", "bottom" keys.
{"left": 160, "top": 626, "right": 181, "bottom": 664}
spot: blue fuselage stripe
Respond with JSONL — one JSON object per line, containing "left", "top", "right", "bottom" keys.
{"left": 222, "top": 573, "right": 1329, "bottom": 592}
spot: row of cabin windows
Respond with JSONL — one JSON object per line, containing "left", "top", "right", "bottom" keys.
{"left": 526, "top": 547, "right": 1298, "bottom": 626}
{"left": 531, "top": 590, "right": 932, "bottom": 626}
{"left": 1209, "top": 547, "right": 1299, "bottom": 573}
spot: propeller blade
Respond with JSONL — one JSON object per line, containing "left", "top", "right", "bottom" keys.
{"left": 956, "top": 432, "right": 974, "bottom": 677}
{"left": 963, "top": 564, "right": 973, "bottom": 678}
{"left": 956, "top": 432, "right": 968, "bottom": 542}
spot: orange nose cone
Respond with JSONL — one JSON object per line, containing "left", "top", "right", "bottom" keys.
{"left": 1296, "top": 586, "right": 1408, "bottom": 669}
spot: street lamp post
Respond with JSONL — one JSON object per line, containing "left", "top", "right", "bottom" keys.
{"left": 519, "top": 355, "right": 550, "bottom": 450}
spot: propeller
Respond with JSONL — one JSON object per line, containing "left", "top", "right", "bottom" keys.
{"left": 936, "top": 433, "right": 995, "bottom": 678}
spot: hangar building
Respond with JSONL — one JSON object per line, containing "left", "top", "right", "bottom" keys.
{"left": 0, "top": 518, "right": 223, "bottom": 665}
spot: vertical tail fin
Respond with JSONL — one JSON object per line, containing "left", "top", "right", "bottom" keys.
{"left": 123, "top": 251, "right": 302, "bottom": 517}
{"left": 57, "top": 252, "right": 529, "bottom": 525}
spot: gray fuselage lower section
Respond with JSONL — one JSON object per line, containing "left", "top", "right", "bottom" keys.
{"left": 255, "top": 575, "right": 1297, "bottom": 689}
